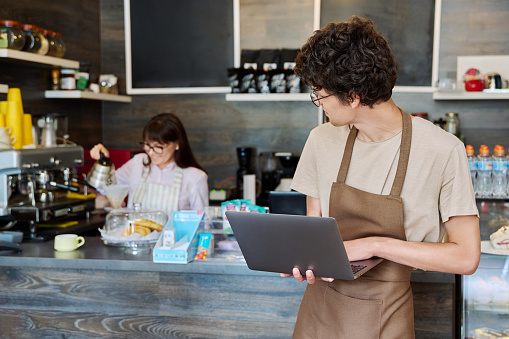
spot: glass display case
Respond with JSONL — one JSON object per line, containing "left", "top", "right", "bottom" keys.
{"left": 461, "top": 200, "right": 509, "bottom": 338}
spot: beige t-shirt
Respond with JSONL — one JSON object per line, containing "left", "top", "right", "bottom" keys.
{"left": 291, "top": 117, "right": 479, "bottom": 243}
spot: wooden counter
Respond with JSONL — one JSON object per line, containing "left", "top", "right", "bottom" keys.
{"left": 0, "top": 237, "right": 456, "bottom": 338}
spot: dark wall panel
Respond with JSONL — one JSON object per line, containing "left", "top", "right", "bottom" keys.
{"left": 0, "top": 0, "right": 103, "bottom": 148}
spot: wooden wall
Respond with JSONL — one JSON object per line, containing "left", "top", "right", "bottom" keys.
{"left": 0, "top": 0, "right": 103, "bottom": 146}
{"left": 100, "top": 0, "right": 509, "bottom": 188}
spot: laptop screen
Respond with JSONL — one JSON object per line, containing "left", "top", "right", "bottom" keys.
{"left": 268, "top": 191, "right": 306, "bottom": 215}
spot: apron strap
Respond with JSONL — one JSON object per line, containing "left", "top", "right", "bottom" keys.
{"left": 336, "top": 108, "right": 412, "bottom": 198}
{"left": 389, "top": 109, "right": 412, "bottom": 197}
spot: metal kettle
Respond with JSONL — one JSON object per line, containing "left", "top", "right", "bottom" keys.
{"left": 87, "top": 152, "right": 116, "bottom": 189}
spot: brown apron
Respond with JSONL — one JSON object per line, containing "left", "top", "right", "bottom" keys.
{"left": 293, "top": 109, "right": 415, "bottom": 339}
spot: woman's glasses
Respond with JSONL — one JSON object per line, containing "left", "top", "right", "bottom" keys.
{"left": 140, "top": 142, "right": 165, "bottom": 155}
{"left": 310, "top": 91, "right": 335, "bottom": 107}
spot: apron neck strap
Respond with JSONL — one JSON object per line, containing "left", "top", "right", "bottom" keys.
{"left": 389, "top": 109, "right": 412, "bottom": 197}
{"left": 336, "top": 108, "right": 412, "bottom": 197}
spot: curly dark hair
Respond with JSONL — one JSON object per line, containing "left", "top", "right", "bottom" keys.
{"left": 294, "top": 15, "right": 398, "bottom": 107}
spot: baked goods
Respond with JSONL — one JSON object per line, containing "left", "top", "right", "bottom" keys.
{"left": 490, "top": 226, "right": 509, "bottom": 249}
{"left": 132, "top": 219, "right": 164, "bottom": 232}
{"left": 121, "top": 225, "right": 152, "bottom": 237}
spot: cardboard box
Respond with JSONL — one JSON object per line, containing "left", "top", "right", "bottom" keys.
{"left": 153, "top": 211, "right": 204, "bottom": 264}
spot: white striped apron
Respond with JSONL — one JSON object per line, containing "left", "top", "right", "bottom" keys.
{"left": 130, "top": 165, "right": 183, "bottom": 217}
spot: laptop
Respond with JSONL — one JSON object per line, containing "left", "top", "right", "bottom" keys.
{"left": 269, "top": 191, "right": 307, "bottom": 215}
{"left": 225, "top": 211, "right": 383, "bottom": 280}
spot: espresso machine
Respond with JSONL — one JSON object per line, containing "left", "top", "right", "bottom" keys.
{"left": 0, "top": 146, "right": 96, "bottom": 241}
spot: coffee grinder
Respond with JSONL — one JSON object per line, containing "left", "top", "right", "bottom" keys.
{"left": 258, "top": 152, "right": 279, "bottom": 206}
{"left": 236, "top": 147, "right": 254, "bottom": 199}
{"left": 274, "top": 152, "right": 300, "bottom": 191}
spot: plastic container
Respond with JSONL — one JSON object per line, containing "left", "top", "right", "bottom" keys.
{"left": 466, "top": 145, "right": 477, "bottom": 193}
{"left": 0, "top": 20, "right": 25, "bottom": 50}
{"left": 492, "top": 145, "right": 508, "bottom": 198}
{"left": 477, "top": 145, "right": 493, "bottom": 198}
{"left": 99, "top": 203, "right": 168, "bottom": 248}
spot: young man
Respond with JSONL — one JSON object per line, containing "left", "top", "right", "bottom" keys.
{"left": 284, "top": 16, "right": 480, "bottom": 338}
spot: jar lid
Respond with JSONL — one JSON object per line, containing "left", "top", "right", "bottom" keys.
{"left": 411, "top": 112, "right": 428, "bottom": 117}
{"left": 60, "top": 68, "right": 76, "bottom": 74}
{"left": 42, "top": 29, "right": 53, "bottom": 35}
{"left": 0, "top": 20, "right": 20, "bottom": 27}
{"left": 53, "top": 31, "right": 61, "bottom": 37}
{"left": 446, "top": 112, "right": 458, "bottom": 116}
{"left": 20, "top": 24, "right": 35, "bottom": 30}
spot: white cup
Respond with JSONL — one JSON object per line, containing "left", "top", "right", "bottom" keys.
{"left": 54, "top": 234, "right": 85, "bottom": 252}
{"left": 0, "top": 127, "right": 15, "bottom": 148}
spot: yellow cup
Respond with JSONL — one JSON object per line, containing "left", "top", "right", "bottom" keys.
{"left": 0, "top": 114, "right": 5, "bottom": 128}
{"left": 22, "top": 113, "right": 34, "bottom": 146}
{"left": 0, "top": 101, "right": 7, "bottom": 115}
{"left": 7, "top": 88, "right": 24, "bottom": 115}
{"left": 5, "top": 101, "right": 23, "bottom": 149}
{"left": 54, "top": 234, "right": 85, "bottom": 252}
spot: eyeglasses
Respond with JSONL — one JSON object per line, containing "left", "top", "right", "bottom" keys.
{"left": 140, "top": 142, "right": 165, "bottom": 155}
{"left": 310, "top": 91, "right": 335, "bottom": 107}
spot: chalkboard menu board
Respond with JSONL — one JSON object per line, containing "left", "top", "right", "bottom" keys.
{"left": 126, "top": 0, "right": 234, "bottom": 93}
{"left": 321, "top": 0, "right": 435, "bottom": 87}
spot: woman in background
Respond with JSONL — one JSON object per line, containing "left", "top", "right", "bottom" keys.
{"left": 90, "top": 113, "right": 208, "bottom": 216}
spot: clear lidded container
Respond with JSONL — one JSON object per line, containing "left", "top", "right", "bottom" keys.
{"left": 42, "top": 29, "right": 57, "bottom": 56}
{"left": 51, "top": 31, "right": 66, "bottom": 58}
{"left": 35, "top": 26, "right": 49, "bottom": 55}
{"left": 20, "top": 24, "right": 41, "bottom": 53}
{"left": 99, "top": 203, "right": 168, "bottom": 248}
{"left": 0, "top": 20, "right": 25, "bottom": 50}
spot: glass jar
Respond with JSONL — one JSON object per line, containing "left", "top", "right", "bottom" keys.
{"left": 35, "top": 26, "right": 48, "bottom": 55}
{"left": 42, "top": 29, "right": 57, "bottom": 56}
{"left": 51, "top": 31, "right": 66, "bottom": 58}
{"left": 20, "top": 24, "right": 41, "bottom": 53}
{"left": 0, "top": 20, "right": 25, "bottom": 50}
{"left": 100, "top": 204, "right": 168, "bottom": 248}
{"left": 60, "top": 68, "right": 76, "bottom": 90}
{"left": 444, "top": 112, "right": 461, "bottom": 137}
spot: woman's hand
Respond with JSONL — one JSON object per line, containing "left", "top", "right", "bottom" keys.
{"left": 90, "top": 143, "right": 110, "bottom": 160}
{"left": 280, "top": 268, "right": 334, "bottom": 284}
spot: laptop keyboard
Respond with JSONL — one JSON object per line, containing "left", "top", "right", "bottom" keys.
{"left": 351, "top": 264, "right": 367, "bottom": 275}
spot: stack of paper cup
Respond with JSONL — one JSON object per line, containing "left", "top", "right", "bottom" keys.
{"left": 5, "top": 101, "right": 23, "bottom": 149}
{"left": 6, "top": 88, "right": 25, "bottom": 150}
{"left": 23, "top": 113, "right": 34, "bottom": 147}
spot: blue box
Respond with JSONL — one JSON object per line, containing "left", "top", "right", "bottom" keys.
{"left": 153, "top": 211, "right": 204, "bottom": 264}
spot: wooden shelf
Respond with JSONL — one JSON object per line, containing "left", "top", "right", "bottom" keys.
{"left": 0, "top": 49, "right": 80, "bottom": 68}
{"left": 0, "top": 84, "right": 7, "bottom": 94}
{"left": 225, "top": 93, "right": 309, "bottom": 101}
{"left": 433, "top": 91, "right": 509, "bottom": 100}
{"left": 44, "top": 90, "right": 132, "bottom": 103}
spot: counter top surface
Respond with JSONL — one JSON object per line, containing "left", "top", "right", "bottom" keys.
{"left": 0, "top": 236, "right": 455, "bottom": 282}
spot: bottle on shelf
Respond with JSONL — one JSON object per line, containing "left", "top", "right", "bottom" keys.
{"left": 466, "top": 145, "right": 477, "bottom": 193}
{"left": 477, "top": 145, "right": 493, "bottom": 198}
{"left": 492, "top": 145, "right": 508, "bottom": 198}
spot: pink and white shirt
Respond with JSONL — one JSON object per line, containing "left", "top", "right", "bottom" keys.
{"left": 115, "top": 153, "right": 209, "bottom": 211}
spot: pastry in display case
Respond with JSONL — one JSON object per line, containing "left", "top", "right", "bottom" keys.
{"left": 99, "top": 203, "right": 168, "bottom": 248}
{"left": 461, "top": 200, "right": 509, "bottom": 338}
